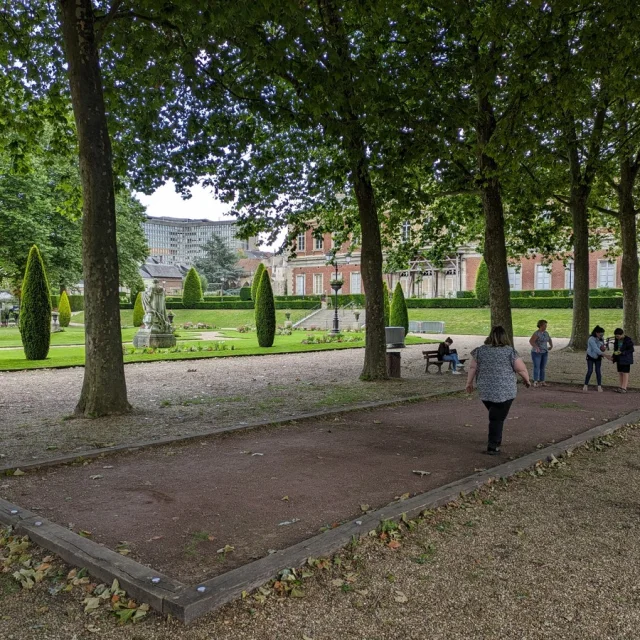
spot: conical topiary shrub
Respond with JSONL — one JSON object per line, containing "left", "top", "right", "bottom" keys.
{"left": 475, "top": 259, "right": 490, "bottom": 306}
{"left": 58, "top": 290, "right": 71, "bottom": 328}
{"left": 133, "top": 291, "right": 144, "bottom": 327}
{"left": 183, "top": 267, "right": 203, "bottom": 308}
{"left": 19, "top": 245, "right": 52, "bottom": 360}
{"left": 255, "top": 269, "right": 276, "bottom": 347}
{"left": 389, "top": 282, "right": 409, "bottom": 336}
{"left": 251, "top": 263, "right": 265, "bottom": 302}
{"left": 383, "top": 281, "right": 391, "bottom": 327}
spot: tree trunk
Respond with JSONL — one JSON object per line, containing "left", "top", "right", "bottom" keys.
{"left": 567, "top": 186, "right": 590, "bottom": 351}
{"left": 619, "top": 156, "right": 640, "bottom": 342}
{"left": 352, "top": 151, "right": 387, "bottom": 381}
{"left": 59, "top": 0, "right": 130, "bottom": 416}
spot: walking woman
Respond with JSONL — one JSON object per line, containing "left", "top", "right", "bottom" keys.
{"left": 584, "top": 325, "right": 607, "bottom": 392}
{"left": 529, "top": 319, "right": 553, "bottom": 387}
{"left": 612, "top": 328, "right": 634, "bottom": 393}
{"left": 466, "top": 326, "right": 531, "bottom": 455}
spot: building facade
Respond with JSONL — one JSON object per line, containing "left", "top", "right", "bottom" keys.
{"left": 143, "top": 216, "right": 258, "bottom": 266}
{"left": 288, "top": 227, "right": 623, "bottom": 297}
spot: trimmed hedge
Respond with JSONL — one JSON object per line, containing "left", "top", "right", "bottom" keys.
{"left": 456, "top": 291, "right": 475, "bottom": 299}
{"left": 69, "top": 295, "right": 84, "bottom": 312}
{"left": 383, "top": 283, "right": 390, "bottom": 326}
{"left": 163, "top": 300, "right": 319, "bottom": 310}
{"left": 239, "top": 286, "right": 252, "bottom": 301}
{"left": 19, "top": 245, "right": 51, "bottom": 360}
{"left": 50, "top": 294, "right": 59, "bottom": 309}
{"left": 251, "top": 263, "right": 265, "bottom": 302}
{"left": 475, "top": 259, "right": 489, "bottom": 305}
{"left": 274, "top": 295, "right": 322, "bottom": 301}
{"left": 405, "top": 296, "right": 622, "bottom": 309}
{"left": 407, "top": 298, "right": 481, "bottom": 308}
{"left": 58, "top": 290, "right": 71, "bottom": 327}
{"left": 390, "top": 282, "right": 409, "bottom": 335}
{"left": 510, "top": 288, "right": 623, "bottom": 298}
{"left": 133, "top": 292, "right": 144, "bottom": 327}
{"left": 255, "top": 269, "right": 276, "bottom": 347}
{"left": 183, "top": 267, "right": 203, "bottom": 308}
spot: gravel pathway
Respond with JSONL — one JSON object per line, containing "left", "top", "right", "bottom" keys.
{"left": 2, "top": 418, "right": 639, "bottom": 638}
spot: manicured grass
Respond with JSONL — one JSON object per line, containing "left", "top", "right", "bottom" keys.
{"left": 75, "top": 308, "right": 312, "bottom": 328}
{"left": 0, "top": 331, "right": 432, "bottom": 371}
{"left": 408, "top": 308, "right": 624, "bottom": 338}
{"left": 0, "top": 326, "right": 138, "bottom": 348}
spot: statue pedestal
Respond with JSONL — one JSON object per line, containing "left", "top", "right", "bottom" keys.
{"left": 133, "top": 329, "right": 176, "bottom": 349}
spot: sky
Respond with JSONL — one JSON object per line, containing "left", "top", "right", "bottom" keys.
{"left": 136, "top": 180, "right": 233, "bottom": 221}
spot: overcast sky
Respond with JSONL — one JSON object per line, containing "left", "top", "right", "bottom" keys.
{"left": 136, "top": 180, "right": 233, "bottom": 221}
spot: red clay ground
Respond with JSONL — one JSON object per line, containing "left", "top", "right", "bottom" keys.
{"left": 2, "top": 385, "right": 638, "bottom": 584}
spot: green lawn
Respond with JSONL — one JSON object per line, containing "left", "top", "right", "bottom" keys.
{"left": 75, "top": 308, "right": 312, "bottom": 328}
{"left": 0, "top": 325, "right": 138, "bottom": 348}
{"left": 408, "top": 308, "right": 625, "bottom": 338}
{"left": 0, "top": 331, "right": 431, "bottom": 371}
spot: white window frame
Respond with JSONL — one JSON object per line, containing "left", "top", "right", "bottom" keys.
{"left": 314, "top": 236, "right": 323, "bottom": 251}
{"left": 402, "top": 221, "right": 411, "bottom": 242}
{"left": 564, "top": 260, "right": 574, "bottom": 290}
{"left": 535, "top": 264, "right": 551, "bottom": 290}
{"left": 313, "top": 273, "right": 323, "bottom": 295}
{"left": 598, "top": 260, "right": 616, "bottom": 288}
{"left": 296, "top": 274, "right": 305, "bottom": 295}
{"left": 297, "top": 233, "right": 306, "bottom": 252}
{"left": 507, "top": 266, "right": 522, "bottom": 290}
{"left": 350, "top": 272, "right": 361, "bottom": 294}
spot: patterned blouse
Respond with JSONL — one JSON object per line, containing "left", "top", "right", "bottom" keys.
{"left": 531, "top": 330, "right": 550, "bottom": 353}
{"left": 470, "top": 345, "right": 520, "bottom": 403}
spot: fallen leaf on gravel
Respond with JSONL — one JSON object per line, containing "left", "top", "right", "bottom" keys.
{"left": 217, "top": 544, "right": 235, "bottom": 554}
{"left": 373, "top": 420, "right": 382, "bottom": 424}
{"left": 278, "top": 518, "right": 300, "bottom": 526}
{"left": 397, "top": 492, "right": 410, "bottom": 501}
{"left": 146, "top": 536, "right": 163, "bottom": 542}
{"left": 464, "top": 423, "right": 473, "bottom": 427}
{"left": 251, "top": 453, "right": 264, "bottom": 456}
{"left": 13, "top": 469, "right": 25, "bottom": 476}
{"left": 82, "top": 597, "right": 101, "bottom": 613}
{"left": 281, "top": 496, "right": 289, "bottom": 501}
{"left": 412, "top": 470, "right": 431, "bottom": 477}
{"left": 89, "top": 475, "right": 103, "bottom": 480}
{"left": 387, "top": 540, "right": 401, "bottom": 550}
{"left": 303, "top": 635, "right": 314, "bottom": 640}
{"left": 85, "top": 625, "right": 101, "bottom": 633}
{"left": 474, "top": 468, "right": 486, "bottom": 472}
{"left": 102, "top": 465, "right": 114, "bottom": 469}
{"left": 116, "top": 543, "right": 131, "bottom": 556}
{"left": 394, "top": 591, "right": 408, "bottom": 603}
{"left": 331, "top": 579, "right": 345, "bottom": 587}
{"left": 79, "top": 530, "right": 92, "bottom": 538}
{"left": 360, "top": 504, "right": 370, "bottom": 513}
{"left": 290, "top": 588, "right": 305, "bottom": 598}
{"left": 46, "top": 445, "right": 58, "bottom": 450}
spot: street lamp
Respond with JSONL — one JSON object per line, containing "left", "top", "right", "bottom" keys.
{"left": 326, "top": 253, "right": 351, "bottom": 334}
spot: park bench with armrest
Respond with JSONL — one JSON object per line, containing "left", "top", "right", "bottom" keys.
{"left": 423, "top": 349, "right": 467, "bottom": 374}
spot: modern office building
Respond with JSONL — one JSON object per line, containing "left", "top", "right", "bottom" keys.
{"left": 142, "top": 216, "right": 258, "bottom": 266}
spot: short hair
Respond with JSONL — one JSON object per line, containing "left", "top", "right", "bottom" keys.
{"left": 445, "top": 337, "right": 453, "bottom": 344}
{"left": 591, "top": 325, "right": 605, "bottom": 337}
{"left": 484, "top": 325, "right": 512, "bottom": 347}
{"left": 537, "top": 319, "right": 548, "bottom": 328}
{"left": 614, "top": 328, "right": 624, "bottom": 335}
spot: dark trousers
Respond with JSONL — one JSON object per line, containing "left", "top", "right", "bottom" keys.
{"left": 585, "top": 357, "right": 602, "bottom": 386}
{"left": 482, "top": 399, "right": 513, "bottom": 450}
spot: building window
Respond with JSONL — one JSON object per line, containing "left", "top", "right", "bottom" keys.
{"left": 313, "top": 273, "right": 323, "bottom": 295}
{"left": 507, "top": 266, "right": 522, "bottom": 290}
{"left": 535, "top": 264, "right": 551, "bottom": 290}
{"left": 297, "top": 233, "right": 306, "bottom": 252}
{"left": 314, "top": 236, "right": 323, "bottom": 251}
{"left": 350, "top": 272, "right": 361, "bottom": 294}
{"left": 402, "top": 221, "right": 411, "bottom": 242}
{"left": 296, "top": 274, "right": 305, "bottom": 295}
{"left": 598, "top": 260, "right": 616, "bottom": 288}
{"left": 564, "top": 261, "right": 574, "bottom": 290}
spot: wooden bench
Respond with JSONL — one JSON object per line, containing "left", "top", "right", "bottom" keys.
{"left": 423, "top": 350, "right": 467, "bottom": 374}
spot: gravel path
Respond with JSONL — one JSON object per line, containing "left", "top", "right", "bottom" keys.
{"left": 2, "top": 418, "right": 639, "bottom": 638}
{"left": 4, "top": 333, "right": 636, "bottom": 470}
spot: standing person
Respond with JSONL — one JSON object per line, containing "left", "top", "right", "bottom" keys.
{"left": 466, "top": 326, "right": 531, "bottom": 455}
{"left": 612, "top": 328, "right": 634, "bottom": 393}
{"left": 529, "top": 319, "right": 553, "bottom": 388}
{"left": 584, "top": 325, "right": 607, "bottom": 392}
{"left": 437, "top": 337, "right": 462, "bottom": 375}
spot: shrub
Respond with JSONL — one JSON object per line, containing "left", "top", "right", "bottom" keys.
{"left": 383, "top": 282, "right": 390, "bottom": 327}
{"left": 251, "top": 263, "right": 265, "bottom": 301}
{"left": 456, "top": 291, "right": 476, "bottom": 299}
{"left": 19, "top": 245, "right": 52, "bottom": 360}
{"left": 475, "top": 259, "right": 489, "bottom": 306}
{"left": 50, "top": 294, "right": 59, "bottom": 309}
{"left": 239, "top": 286, "right": 252, "bottom": 301}
{"left": 406, "top": 298, "right": 480, "bottom": 308}
{"left": 68, "top": 295, "right": 84, "bottom": 311}
{"left": 58, "top": 290, "right": 71, "bottom": 327}
{"left": 389, "top": 282, "right": 409, "bottom": 334}
{"left": 133, "top": 291, "right": 144, "bottom": 327}
{"left": 182, "top": 267, "right": 203, "bottom": 308}
{"left": 255, "top": 269, "right": 276, "bottom": 347}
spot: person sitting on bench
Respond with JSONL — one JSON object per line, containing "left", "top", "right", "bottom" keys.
{"left": 438, "top": 337, "right": 462, "bottom": 374}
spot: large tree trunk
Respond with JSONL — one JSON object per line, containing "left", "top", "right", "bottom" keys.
{"left": 351, "top": 146, "right": 387, "bottom": 381}
{"left": 567, "top": 186, "right": 590, "bottom": 350}
{"left": 619, "top": 156, "right": 640, "bottom": 342}
{"left": 59, "top": 0, "right": 130, "bottom": 416}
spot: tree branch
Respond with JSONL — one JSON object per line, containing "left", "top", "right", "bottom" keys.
{"left": 94, "top": 0, "right": 126, "bottom": 43}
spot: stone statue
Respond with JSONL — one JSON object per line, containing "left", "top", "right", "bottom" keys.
{"left": 142, "top": 279, "right": 171, "bottom": 333}
{"left": 133, "top": 279, "right": 176, "bottom": 348}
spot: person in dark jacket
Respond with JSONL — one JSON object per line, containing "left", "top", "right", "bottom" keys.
{"left": 612, "top": 328, "right": 634, "bottom": 393}
{"left": 437, "top": 337, "right": 462, "bottom": 374}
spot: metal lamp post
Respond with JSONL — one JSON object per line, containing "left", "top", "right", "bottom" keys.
{"left": 326, "top": 253, "right": 351, "bottom": 334}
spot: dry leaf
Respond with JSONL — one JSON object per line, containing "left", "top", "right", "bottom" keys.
{"left": 394, "top": 591, "right": 408, "bottom": 603}
{"left": 412, "top": 470, "right": 431, "bottom": 477}
{"left": 13, "top": 469, "right": 25, "bottom": 476}
{"left": 387, "top": 540, "right": 401, "bottom": 550}
{"left": 281, "top": 496, "right": 289, "bottom": 502}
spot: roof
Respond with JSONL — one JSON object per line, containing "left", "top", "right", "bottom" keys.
{"left": 139, "top": 264, "right": 184, "bottom": 279}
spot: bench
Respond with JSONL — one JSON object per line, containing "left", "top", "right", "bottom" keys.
{"left": 423, "top": 349, "right": 467, "bottom": 374}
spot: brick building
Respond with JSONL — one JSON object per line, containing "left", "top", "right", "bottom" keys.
{"left": 288, "top": 227, "right": 622, "bottom": 297}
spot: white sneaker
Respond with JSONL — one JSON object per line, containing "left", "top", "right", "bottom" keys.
{"left": 597, "top": 386, "right": 603, "bottom": 392}
{"left": 582, "top": 385, "right": 588, "bottom": 392}
{"left": 451, "top": 370, "right": 462, "bottom": 375}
